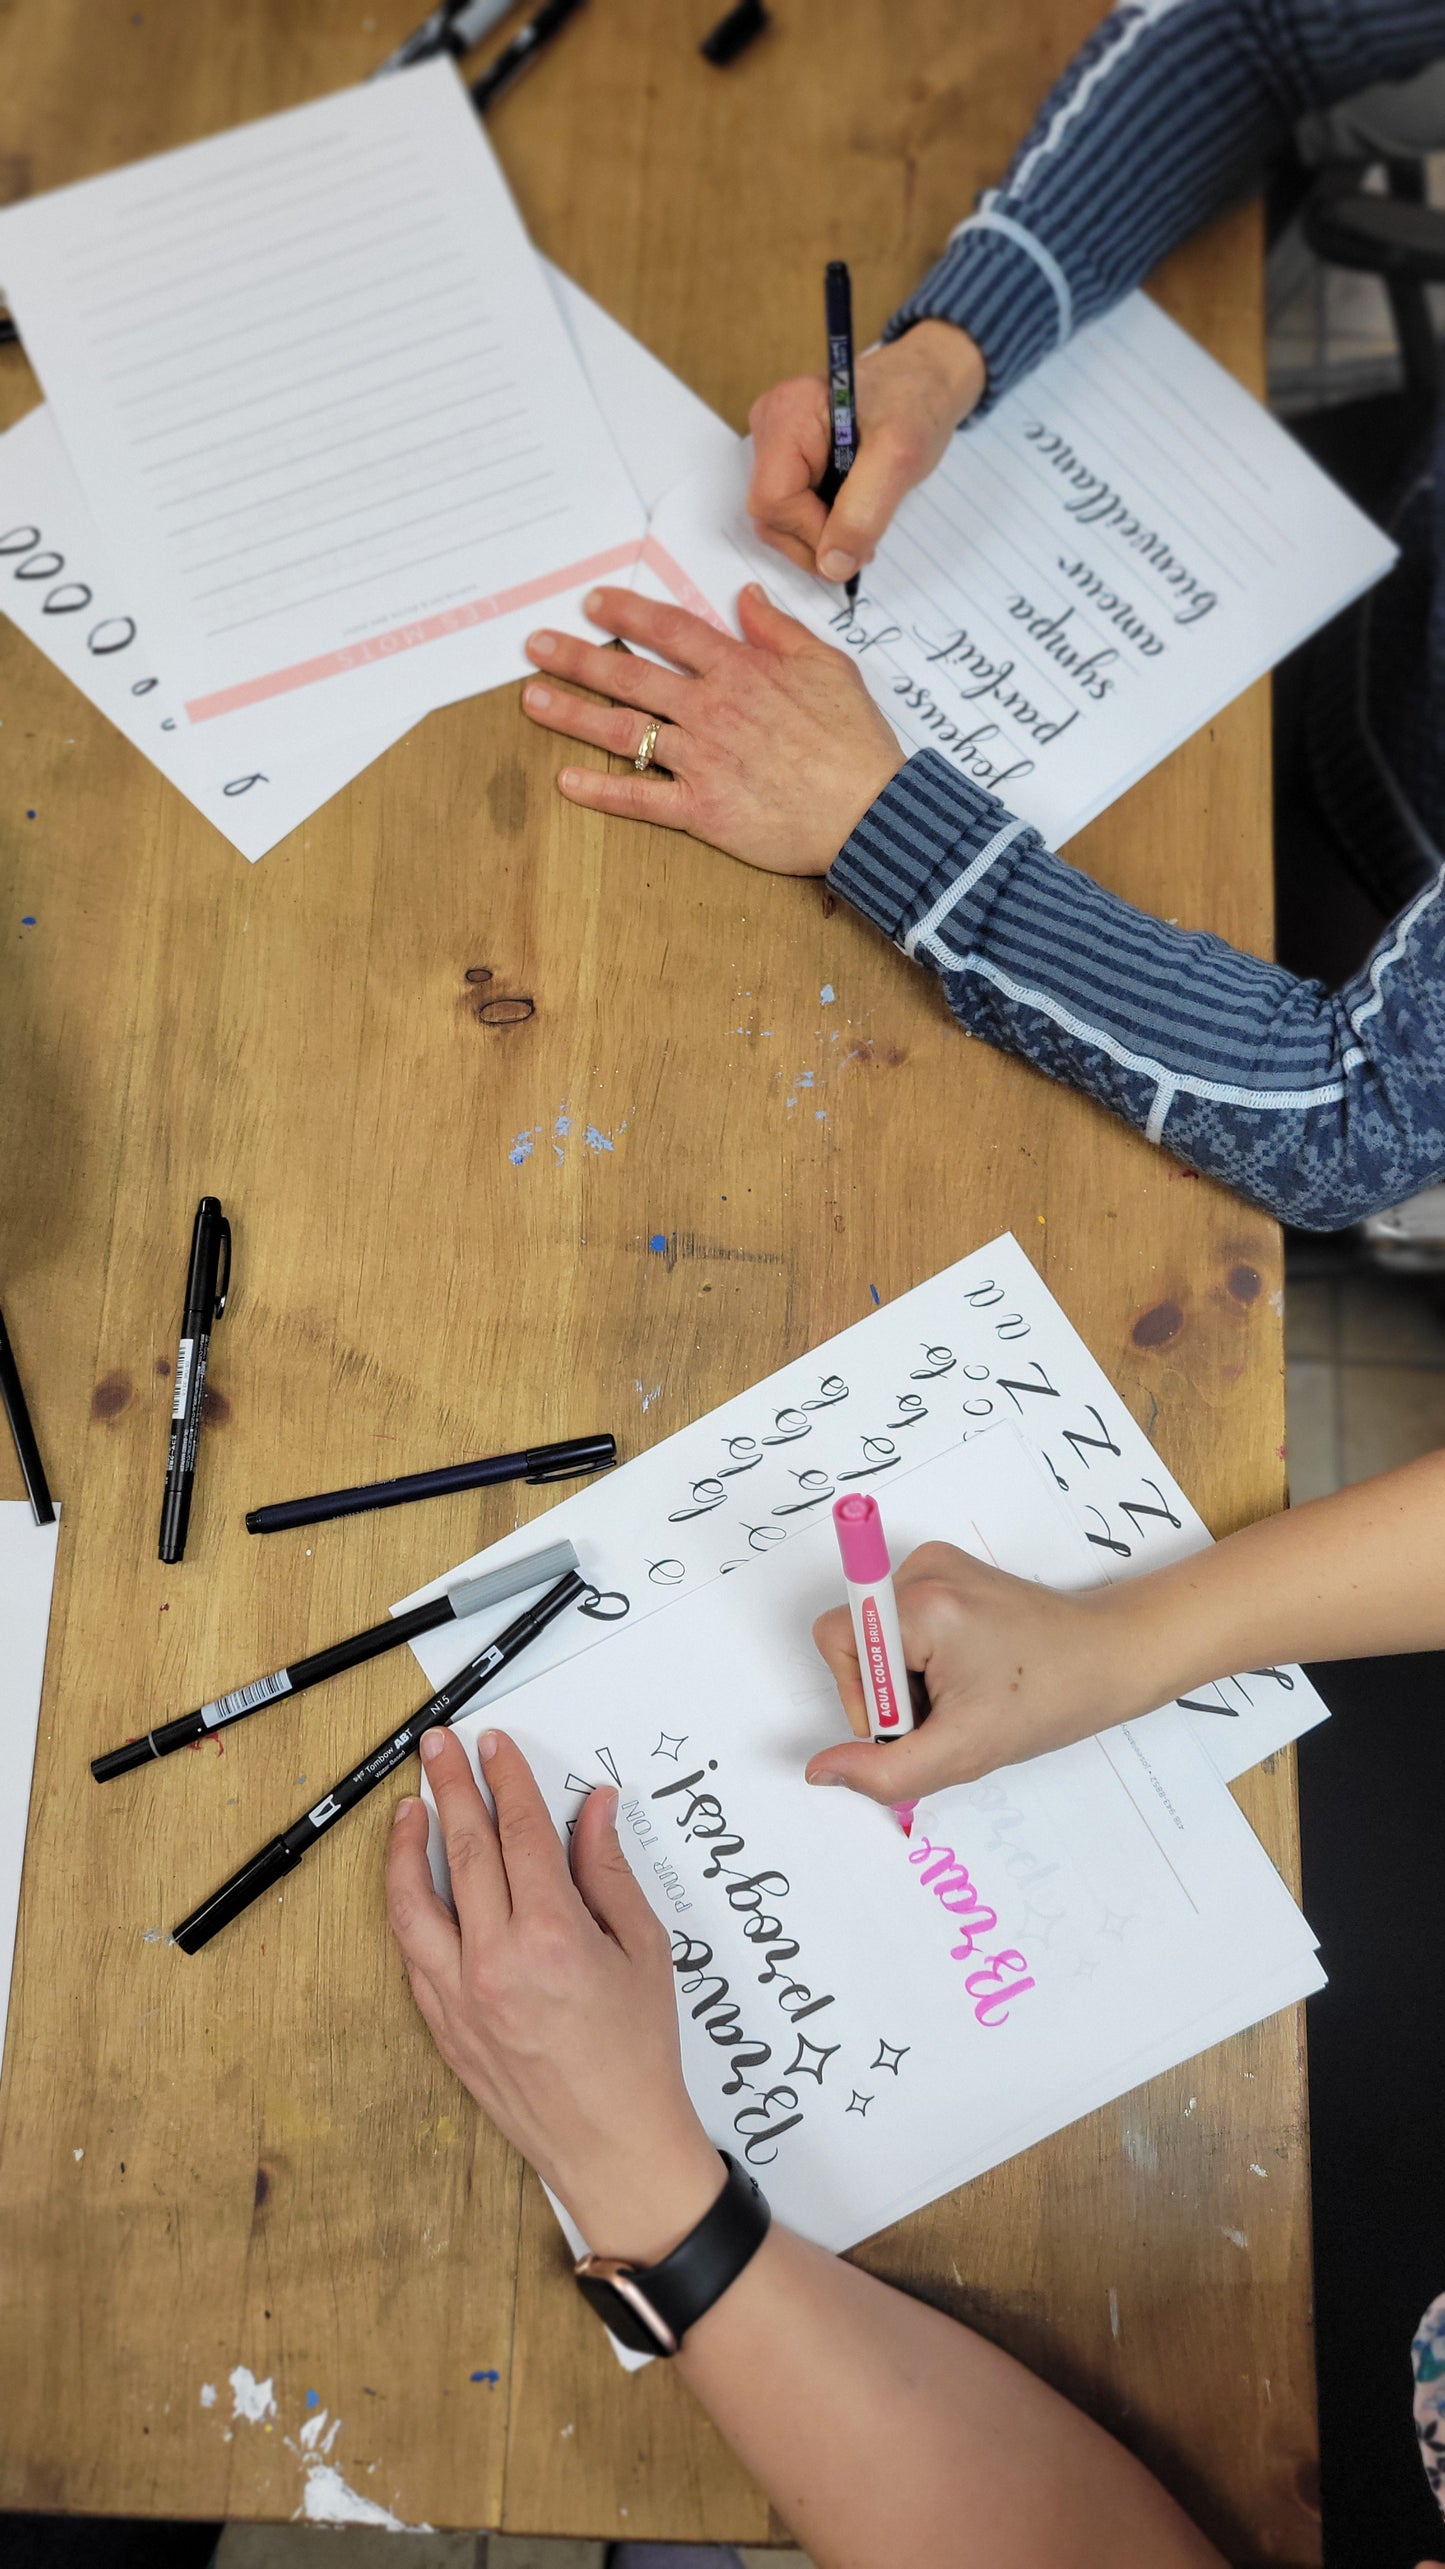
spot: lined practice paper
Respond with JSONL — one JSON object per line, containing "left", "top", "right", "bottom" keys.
{"left": 641, "top": 292, "right": 1397, "bottom": 846}
{"left": 0, "top": 61, "right": 646, "bottom": 749}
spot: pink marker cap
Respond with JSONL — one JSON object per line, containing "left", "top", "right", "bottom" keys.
{"left": 833, "top": 1492, "right": 891, "bottom": 1582}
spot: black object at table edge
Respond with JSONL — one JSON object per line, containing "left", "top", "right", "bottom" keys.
{"left": 0, "top": 1300, "right": 55, "bottom": 1527}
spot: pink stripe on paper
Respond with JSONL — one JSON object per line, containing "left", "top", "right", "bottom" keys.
{"left": 184, "top": 540, "right": 648, "bottom": 723}
{"left": 640, "top": 535, "right": 732, "bottom": 633}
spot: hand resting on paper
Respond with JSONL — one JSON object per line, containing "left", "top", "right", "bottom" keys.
{"left": 522, "top": 584, "right": 903, "bottom": 873}
{"left": 387, "top": 1727, "right": 723, "bottom": 2261}
{"left": 746, "top": 321, "right": 987, "bottom": 585}
{"left": 388, "top": 1728, "right": 1223, "bottom": 2569}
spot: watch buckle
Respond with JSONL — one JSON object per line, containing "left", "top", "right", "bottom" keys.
{"left": 573, "top": 2253, "right": 680, "bottom": 2357}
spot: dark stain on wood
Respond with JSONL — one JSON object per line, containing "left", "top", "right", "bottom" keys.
{"left": 254, "top": 2165, "right": 271, "bottom": 2210}
{"left": 1227, "top": 1263, "right": 1262, "bottom": 1304}
{"left": 485, "top": 763, "right": 529, "bottom": 834}
{"left": 1131, "top": 1301, "right": 1184, "bottom": 1349}
{"left": 91, "top": 1373, "right": 132, "bottom": 1419}
{"left": 202, "top": 1384, "right": 232, "bottom": 1426}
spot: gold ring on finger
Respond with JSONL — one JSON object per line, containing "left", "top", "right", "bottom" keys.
{"left": 634, "top": 716, "right": 662, "bottom": 773}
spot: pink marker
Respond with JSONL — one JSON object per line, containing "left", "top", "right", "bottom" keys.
{"left": 833, "top": 1494, "right": 912, "bottom": 1739}
{"left": 832, "top": 1496, "right": 918, "bottom": 1834}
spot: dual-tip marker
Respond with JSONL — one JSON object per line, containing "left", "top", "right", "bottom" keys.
{"left": 832, "top": 1492, "right": 916, "bottom": 1833}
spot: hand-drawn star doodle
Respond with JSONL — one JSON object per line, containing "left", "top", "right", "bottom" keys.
{"left": 871, "top": 2040, "right": 909, "bottom": 2076}
{"left": 1072, "top": 1951, "right": 1101, "bottom": 1981}
{"left": 846, "top": 2091, "right": 873, "bottom": 2117}
{"left": 652, "top": 1731, "right": 688, "bottom": 1762}
{"left": 1099, "top": 1908, "right": 1134, "bottom": 1940}
{"left": 786, "top": 2031, "right": 840, "bottom": 2085}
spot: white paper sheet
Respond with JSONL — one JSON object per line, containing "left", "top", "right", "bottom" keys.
{"left": 398, "top": 1230, "right": 1328, "bottom": 1781}
{"left": 0, "top": 407, "right": 419, "bottom": 858}
{"left": 0, "top": 61, "right": 648, "bottom": 758}
{"left": 0, "top": 1503, "right": 60, "bottom": 2067}
{"left": 429, "top": 1431, "right": 1320, "bottom": 2270}
{"left": 0, "top": 265, "right": 731, "bottom": 858}
{"left": 637, "top": 291, "right": 1397, "bottom": 847}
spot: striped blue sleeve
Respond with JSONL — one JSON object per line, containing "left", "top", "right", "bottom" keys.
{"left": 829, "top": 752, "right": 1445, "bottom": 1231}
{"left": 887, "top": 0, "right": 1445, "bottom": 406}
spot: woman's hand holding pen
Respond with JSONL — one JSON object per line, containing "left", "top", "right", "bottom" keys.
{"left": 387, "top": 1730, "right": 723, "bottom": 2262}
{"left": 746, "top": 321, "right": 987, "bottom": 586}
{"left": 523, "top": 584, "right": 903, "bottom": 873}
{"left": 806, "top": 1544, "right": 1159, "bottom": 1805}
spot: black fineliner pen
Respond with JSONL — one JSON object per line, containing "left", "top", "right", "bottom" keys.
{"left": 91, "top": 1537, "right": 579, "bottom": 1781}
{"left": 817, "top": 260, "right": 860, "bottom": 604}
{"left": 172, "top": 1566, "right": 586, "bottom": 1954}
{"left": 470, "top": 0, "right": 585, "bottom": 112}
{"left": 245, "top": 1431, "right": 615, "bottom": 1534}
{"left": 159, "top": 1197, "right": 231, "bottom": 1565}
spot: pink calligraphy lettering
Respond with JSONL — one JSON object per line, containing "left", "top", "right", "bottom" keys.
{"left": 908, "top": 1840, "right": 1035, "bottom": 2024}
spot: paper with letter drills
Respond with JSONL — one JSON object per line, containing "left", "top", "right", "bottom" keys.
{"left": 0, "top": 62, "right": 649, "bottom": 767}
{"left": 429, "top": 1428, "right": 1320, "bottom": 2281}
{"left": 397, "top": 1230, "right": 1328, "bottom": 1782}
{"left": 636, "top": 290, "right": 1398, "bottom": 847}
{"left": 0, "top": 264, "right": 733, "bottom": 859}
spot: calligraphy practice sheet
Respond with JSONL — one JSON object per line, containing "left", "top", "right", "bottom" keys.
{"left": 638, "top": 292, "right": 1397, "bottom": 846}
{"left": 0, "top": 406, "right": 419, "bottom": 858}
{"left": 0, "top": 1504, "right": 60, "bottom": 2065}
{"left": 398, "top": 1232, "right": 1328, "bottom": 1780}
{"left": 0, "top": 268, "right": 731, "bottom": 857}
{"left": 431, "top": 1431, "right": 1321, "bottom": 2269}
{"left": 0, "top": 61, "right": 648, "bottom": 757}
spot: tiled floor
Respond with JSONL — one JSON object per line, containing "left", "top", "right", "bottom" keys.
{"left": 1285, "top": 1242, "right": 1445, "bottom": 1501}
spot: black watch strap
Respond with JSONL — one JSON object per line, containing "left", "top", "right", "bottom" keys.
{"left": 573, "top": 2153, "right": 771, "bottom": 2355}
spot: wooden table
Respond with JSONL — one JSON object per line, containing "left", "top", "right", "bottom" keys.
{"left": 0, "top": 0, "right": 1318, "bottom": 2556}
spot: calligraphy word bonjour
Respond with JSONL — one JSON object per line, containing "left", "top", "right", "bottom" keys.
{"left": 908, "top": 1839, "right": 1036, "bottom": 2026}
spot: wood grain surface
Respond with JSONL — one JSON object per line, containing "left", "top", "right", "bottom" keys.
{"left": 0, "top": 0, "right": 1319, "bottom": 2557}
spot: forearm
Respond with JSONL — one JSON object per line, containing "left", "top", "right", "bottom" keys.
{"left": 831, "top": 757, "right": 1445, "bottom": 1229}
{"left": 1096, "top": 1449, "right": 1445, "bottom": 1711}
{"left": 891, "top": 0, "right": 1445, "bottom": 407}
{"left": 676, "top": 2222, "right": 1221, "bottom": 2569}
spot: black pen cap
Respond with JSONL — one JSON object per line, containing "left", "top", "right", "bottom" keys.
{"left": 172, "top": 1836, "right": 301, "bottom": 1955}
{"left": 92, "top": 1735, "right": 157, "bottom": 1784}
{"left": 524, "top": 1432, "right": 617, "bottom": 1483}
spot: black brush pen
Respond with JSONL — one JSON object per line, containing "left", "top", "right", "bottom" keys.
{"left": 0, "top": 1300, "right": 55, "bottom": 1526}
{"left": 817, "top": 260, "right": 860, "bottom": 604}
{"left": 91, "top": 1538, "right": 579, "bottom": 1781}
{"left": 172, "top": 1566, "right": 585, "bottom": 1953}
{"left": 159, "top": 1197, "right": 231, "bottom": 1564}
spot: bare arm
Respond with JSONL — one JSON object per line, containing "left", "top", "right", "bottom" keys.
{"left": 388, "top": 1729, "right": 1222, "bottom": 2569}
{"left": 808, "top": 1451, "right": 1445, "bottom": 1803}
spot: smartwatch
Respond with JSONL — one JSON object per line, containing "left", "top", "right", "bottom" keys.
{"left": 573, "top": 2152, "right": 771, "bottom": 2355}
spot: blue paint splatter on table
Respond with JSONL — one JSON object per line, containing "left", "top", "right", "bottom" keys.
{"left": 469, "top": 2369, "right": 501, "bottom": 2386}
{"left": 869, "top": 1284, "right": 881, "bottom": 1306}
{"left": 649, "top": 1233, "right": 667, "bottom": 1253}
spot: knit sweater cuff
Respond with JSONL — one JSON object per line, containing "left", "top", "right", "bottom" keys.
{"left": 829, "top": 750, "right": 1032, "bottom": 946}
{"left": 885, "top": 218, "right": 1068, "bottom": 410}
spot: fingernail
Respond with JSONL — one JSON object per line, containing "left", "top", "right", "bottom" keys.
{"left": 598, "top": 1785, "right": 618, "bottom": 1824}
{"left": 743, "top": 582, "right": 766, "bottom": 601}
{"left": 393, "top": 1796, "right": 418, "bottom": 1822}
{"left": 420, "top": 1731, "right": 445, "bottom": 1765}
{"left": 529, "top": 630, "right": 557, "bottom": 657}
{"left": 478, "top": 1729, "right": 500, "bottom": 1764}
{"left": 806, "top": 1767, "right": 842, "bottom": 1787}
{"left": 819, "top": 550, "right": 858, "bottom": 582}
{"left": 525, "top": 684, "right": 552, "bottom": 709}
{"left": 559, "top": 768, "right": 583, "bottom": 789}
{"left": 583, "top": 589, "right": 604, "bottom": 615}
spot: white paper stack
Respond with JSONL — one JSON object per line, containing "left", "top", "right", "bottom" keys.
{"left": 426, "top": 1425, "right": 1321, "bottom": 2269}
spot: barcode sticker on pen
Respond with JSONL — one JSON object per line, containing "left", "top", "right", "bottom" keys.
{"left": 171, "top": 1338, "right": 195, "bottom": 1422}
{"left": 198, "top": 1669, "right": 294, "bottom": 1730}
